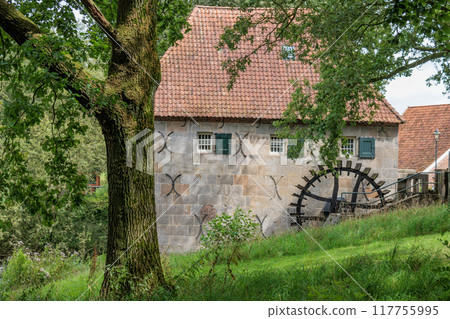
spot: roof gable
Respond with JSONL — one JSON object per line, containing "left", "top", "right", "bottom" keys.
{"left": 155, "top": 6, "right": 403, "bottom": 124}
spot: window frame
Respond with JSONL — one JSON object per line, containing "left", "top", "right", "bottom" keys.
{"left": 341, "top": 137, "right": 356, "bottom": 157}
{"left": 270, "top": 136, "right": 286, "bottom": 154}
{"left": 197, "top": 132, "right": 213, "bottom": 153}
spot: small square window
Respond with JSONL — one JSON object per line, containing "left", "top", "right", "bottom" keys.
{"left": 341, "top": 138, "right": 355, "bottom": 156}
{"left": 270, "top": 136, "right": 285, "bottom": 153}
{"left": 282, "top": 45, "right": 295, "bottom": 60}
{"left": 197, "top": 133, "right": 212, "bottom": 152}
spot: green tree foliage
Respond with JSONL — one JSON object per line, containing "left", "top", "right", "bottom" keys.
{"left": 217, "top": 0, "right": 449, "bottom": 166}
{"left": 0, "top": 0, "right": 192, "bottom": 222}
{"left": 0, "top": 188, "right": 108, "bottom": 259}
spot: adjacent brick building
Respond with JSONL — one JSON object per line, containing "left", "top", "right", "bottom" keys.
{"left": 399, "top": 104, "right": 450, "bottom": 173}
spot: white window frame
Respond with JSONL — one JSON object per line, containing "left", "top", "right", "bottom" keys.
{"left": 197, "top": 132, "right": 213, "bottom": 153}
{"left": 341, "top": 137, "right": 355, "bottom": 157}
{"left": 270, "top": 136, "right": 286, "bottom": 154}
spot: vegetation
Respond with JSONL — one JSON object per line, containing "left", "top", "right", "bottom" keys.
{"left": 0, "top": 0, "right": 183, "bottom": 297}
{"left": 195, "top": 207, "right": 258, "bottom": 282}
{"left": 0, "top": 186, "right": 108, "bottom": 259}
{"left": 0, "top": 0, "right": 448, "bottom": 299}
{"left": 1, "top": 204, "right": 448, "bottom": 301}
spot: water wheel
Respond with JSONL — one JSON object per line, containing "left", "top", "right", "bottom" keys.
{"left": 290, "top": 160, "right": 390, "bottom": 227}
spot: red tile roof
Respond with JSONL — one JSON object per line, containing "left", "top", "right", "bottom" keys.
{"left": 155, "top": 6, "right": 404, "bottom": 124}
{"left": 399, "top": 104, "right": 450, "bottom": 171}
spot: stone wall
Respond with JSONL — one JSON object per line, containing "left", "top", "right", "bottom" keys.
{"left": 153, "top": 120, "right": 399, "bottom": 252}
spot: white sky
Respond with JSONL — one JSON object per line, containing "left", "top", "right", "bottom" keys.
{"left": 384, "top": 62, "right": 449, "bottom": 115}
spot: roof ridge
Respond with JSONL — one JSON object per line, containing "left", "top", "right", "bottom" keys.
{"left": 406, "top": 103, "right": 450, "bottom": 109}
{"left": 194, "top": 5, "right": 238, "bottom": 9}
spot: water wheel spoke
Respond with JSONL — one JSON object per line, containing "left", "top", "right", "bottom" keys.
{"left": 300, "top": 191, "right": 331, "bottom": 202}
{"left": 350, "top": 175, "right": 364, "bottom": 211}
{"left": 328, "top": 174, "right": 340, "bottom": 214}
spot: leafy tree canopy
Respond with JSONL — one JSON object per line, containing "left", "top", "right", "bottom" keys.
{"left": 215, "top": 0, "right": 449, "bottom": 166}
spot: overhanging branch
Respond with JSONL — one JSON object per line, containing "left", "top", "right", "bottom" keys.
{"left": 0, "top": 0, "right": 96, "bottom": 111}
{"left": 369, "top": 51, "right": 449, "bottom": 83}
{"left": 80, "top": 0, "right": 121, "bottom": 45}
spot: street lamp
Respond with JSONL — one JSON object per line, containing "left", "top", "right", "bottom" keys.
{"left": 433, "top": 129, "right": 441, "bottom": 191}
{"left": 433, "top": 129, "right": 441, "bottom": 172}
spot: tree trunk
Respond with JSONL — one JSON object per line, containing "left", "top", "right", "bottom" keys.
{"left": 97, "top": 0, "right": 165, "bottom": 298}
{"left": 99, "top": 118, "right": 167, "bottom": 298}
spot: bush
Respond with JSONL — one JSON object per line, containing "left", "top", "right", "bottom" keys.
{"left": 0, "top": 242, "right": 82, "bottom": 298}
{"left": 200, "top": 207, "right": 258, "bottom": 279}
{"left": 202, "top": 207, "right": 258, "bottom": 249}
{"left": 0, "top": 190, "right": 107, "bottom": 259}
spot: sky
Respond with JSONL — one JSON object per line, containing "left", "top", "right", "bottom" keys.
{"left": 384, "top": 62, "right": 449, "bottom": 115}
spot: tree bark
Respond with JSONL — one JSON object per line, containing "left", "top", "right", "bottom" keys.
{"left": 98, "top": 0, "right": 166, "bottom": 298}
{"left": 99, "top": 117, "right": 166, "bottom": 297}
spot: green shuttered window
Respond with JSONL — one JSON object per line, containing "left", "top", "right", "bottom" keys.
{"left": 215, "top": 133, "right": 232, "bottom": 155}
{"left": 359, "top": 137, "right": 375, "bottom": 159}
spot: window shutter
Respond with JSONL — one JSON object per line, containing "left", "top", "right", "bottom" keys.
{"left": 288, "top": 138, "right": 305, "bottom": 157}
{"left": 215, "top": 133, "right": 231, "bottom": 155}
{"left": 359, "top": 137, "right": 375, "bottom": 159}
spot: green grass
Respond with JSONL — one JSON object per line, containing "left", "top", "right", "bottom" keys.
{"left": 166, "top": 233, "right": 448, "bottom": 301}
{"left": 0, "top": 255, "right": 105, "bottom": 301}
{"left": 1, "top": 204, "right": 449, "bottom": 300}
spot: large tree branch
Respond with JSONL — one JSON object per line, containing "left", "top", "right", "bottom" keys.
{"left": 369, "top": 51, "right": 449, "bottom": 83}
{"left": 0, "top": 0, "right": 96, "bottom": 111}
{"left": 79, "top": 0, "right": 120, "bottom": 45}
{"left": 413, "top": 46, "right": 440, "bottom": 53}
{"left": 0, "top": 0, "right": 41, "bottom": 45}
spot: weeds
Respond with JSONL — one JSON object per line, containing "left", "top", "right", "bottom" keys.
{"left": 0, "top": 242, "right": 82, "bottom": 300}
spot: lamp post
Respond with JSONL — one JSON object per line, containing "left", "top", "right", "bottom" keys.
{"left": 433, "top": 129, "right": 441, "bottom": 190}
{"left": 433, "top": 129, "right": 441, "bottom": 171}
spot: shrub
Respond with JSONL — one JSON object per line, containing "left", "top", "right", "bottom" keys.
{"left": 0, "top": 191, "right": 107, "bottom": 259}
{"left": 200, "top": 207, "right": 258, "bottom": 280}
{"left": 0, "top": 242, "right": 82, "bottom": 298}
{"left": 202, "top": 207, "right": 259, "bottom": 249}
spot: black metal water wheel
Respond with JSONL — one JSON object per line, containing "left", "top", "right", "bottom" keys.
{"left": 289, "top": 160, "right": 390, "bottom": 227}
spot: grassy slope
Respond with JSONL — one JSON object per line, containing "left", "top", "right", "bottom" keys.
{"left": 167, "top": 204, "right": 449, "bottom": 301}
{"left": 167, "top": 233, "right": 447, "bottom": 300}
{"left": 2, "top": 204, "right": 449, "bottom": 300}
